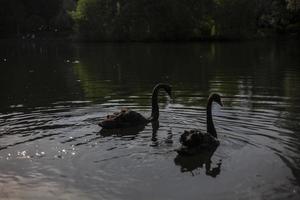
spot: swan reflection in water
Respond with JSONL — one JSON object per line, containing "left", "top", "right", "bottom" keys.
{"left": 174, "top": 146, "right": 222, "bottom": 177}
{"left": 150, "top": 121, "right": 173, "bottom": 147}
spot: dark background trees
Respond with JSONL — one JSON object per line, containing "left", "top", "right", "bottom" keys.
{"left": 0, "top": 0, "right": 75, "bottom": 38}
{"left": 0, "top": 0, "right": 299, "bottom": 40}
{"left": 71, "top": 0, "right": 300, "bottom": 41}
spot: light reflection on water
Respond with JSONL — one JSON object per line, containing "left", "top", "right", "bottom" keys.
{"left": 0, "top": 40, "right": 300, "bottom": 199}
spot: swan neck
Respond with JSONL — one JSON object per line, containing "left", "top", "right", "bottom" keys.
{"left": 207, "top": 98, "right": 217, "bottom": 138}
{"left": 151, "top": 87, "right": 160, "bottom": 121}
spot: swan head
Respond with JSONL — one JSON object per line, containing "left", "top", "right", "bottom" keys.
{"left": 154, "top": 83, "right": 172, "bottom": 98}
{"left": 209, "top": 93, "right": 223, "bottom": 107}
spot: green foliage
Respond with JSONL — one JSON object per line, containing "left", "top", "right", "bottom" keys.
{"left": 71, "top": 0, "right": 293, "bottom": 41}
{"left": 71, "top": 0, "right": 217, "bottom": 41}
{"left": 0, "top": 0, "right": 298, "bottom": 39}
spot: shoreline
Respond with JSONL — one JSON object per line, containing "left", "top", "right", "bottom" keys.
{"left": 0, "top": 32, "right": 299, "bottom": 43}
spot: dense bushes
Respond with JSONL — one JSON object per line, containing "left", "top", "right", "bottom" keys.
{"left": 71, "top": 0, "right": 222, "bottom": 41}
{"left": 0, "top": 0, "right": 299, "bottom": 40}
{"left": 71, "top": 0, "right": 300, "bottom": 41}
{"left": 71, "top": 0, "right": 203, "bottom": 41}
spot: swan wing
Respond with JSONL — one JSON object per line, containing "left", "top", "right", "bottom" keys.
{"left": 179, "top": 129, "right": 204, "bottom": 147}
{"left": 115, "top": 110, "right": 147, "bottom": 123}
{"left": 99, "top": 109, "right": 147, "bottom": 128}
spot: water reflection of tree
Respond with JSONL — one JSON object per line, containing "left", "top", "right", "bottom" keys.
{"left": 73, "top": 41, "right": 300, "bottom": 107}
{"left": 0, "top": 40, "right": 82, "bottom": 110}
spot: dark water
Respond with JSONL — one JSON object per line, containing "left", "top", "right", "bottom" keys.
{"left": 0, "top": 39, "right": 300, "bottom": 200}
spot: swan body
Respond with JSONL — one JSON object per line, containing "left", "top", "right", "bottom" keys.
{"left": 176, "top": 130, "right": 219, "bottom": 155}
{"left": 99, "top": 83, "right": 171, "bottom": 129}
{"left": 176, "top": 93, "right": 223, "bottom": 155}
{"left": 98, "top": 108, "right": 149, "bottom": 129}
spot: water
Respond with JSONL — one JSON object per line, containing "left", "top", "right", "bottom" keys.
{"left": 0, "top": 39, "right": 300, "bottom": 200}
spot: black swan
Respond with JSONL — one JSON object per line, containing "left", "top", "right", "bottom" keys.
{"left": 98, "top": 83, "right": 172, "bottom": 129}
{"left": 176, "top": 93, "right": 223, "bottom": 155}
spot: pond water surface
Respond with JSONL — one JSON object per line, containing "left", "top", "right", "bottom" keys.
{"left": 0, "top": 40, "right": 300, "bottom": 200}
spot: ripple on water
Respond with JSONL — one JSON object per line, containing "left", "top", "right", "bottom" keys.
{"left": 0, "top": 94, "right": 300, "bottom": 199}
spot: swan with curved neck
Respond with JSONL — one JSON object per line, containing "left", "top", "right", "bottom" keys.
{"left": 99, "top": 83, "right": 172, "bottom": 129}
{"left": 176, "top": 93, "right": 223, "bottom": 155}
{"left": 207, "top": 93, "right": 223, "bottom": 138}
